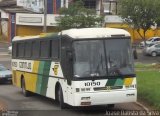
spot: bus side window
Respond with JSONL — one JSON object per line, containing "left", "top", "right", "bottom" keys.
{"left": 25, "top": 41, "right": 32, "bottom": 58}
{"left": 51, "top": 39, "right": 59, "bottom": 59}
{"left": 40, "top": 40, "right": 50, "bottom": 59}
{"left": 32, "top": 40, "right": 40, "bottom": 58}
{"left": 13, "top": 43, "right": 17, "bottom": 58}
{"left": 17, "top": 42, "right": 25, "bottom": 58}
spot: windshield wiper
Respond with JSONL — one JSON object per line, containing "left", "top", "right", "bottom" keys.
{"left": 94, "top": 54, "right": 103, "bottom": 76}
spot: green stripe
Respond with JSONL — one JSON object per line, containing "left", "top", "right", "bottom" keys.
{"left": 40, "top": 61, "right": 51, "bottom": 96}
{"left": 36, "top": 61, "right": 45, "bottom": 94}
{"left": 36, "top": 75, "right": 43, "bottom": 94}
{"left": 39, "top": 61, "right": 45, "bottom": 75}
{"left": 106, "top": 79, "right": 117, "bottom": 86}
{"left": 114, "top": 78, "right": 124, "bottom": 86}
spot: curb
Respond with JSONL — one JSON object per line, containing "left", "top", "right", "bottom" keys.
{"left": 136, "top": 102, "right": 149, "bottom": 112}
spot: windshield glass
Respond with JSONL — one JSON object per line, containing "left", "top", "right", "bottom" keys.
{"left": 105, "top": 39, "right": 134, "bottom": 76}
{"left": 0, "top": 65, "right": 7, "bottom": 71}
{"left": 73, "top": 39, "right": 134, "bottom": 78}
{"left": 73, "top": 40, "right": 107, "bottom": 77}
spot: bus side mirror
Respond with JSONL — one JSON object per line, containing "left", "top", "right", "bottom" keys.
{"left": 66, "top": 49, "right": 73, "bottom": 86}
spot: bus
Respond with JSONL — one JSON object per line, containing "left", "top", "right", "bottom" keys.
{"left": 12, "top": 28, "right": 137, "bottom": 109}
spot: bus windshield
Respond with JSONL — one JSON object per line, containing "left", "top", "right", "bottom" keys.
{"left": 73, "top": 39, "right": 134, "bottom": 78}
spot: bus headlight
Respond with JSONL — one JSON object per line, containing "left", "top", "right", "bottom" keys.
{"left": 81, "top": 88, "right": 85, "bottom": 92}
{"left": 81, "top": 97, "right": 90, "bottom": 100}
{"left": 86, "top": 88, "right": 91, "bottom": 91}
{"left": 81, "top": 88, "right": 91, "bottom": 92}
{"left": 76, "top": 88, "right": 91, "bottom": 92}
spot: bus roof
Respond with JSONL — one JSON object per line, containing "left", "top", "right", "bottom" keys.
{"left": 12, "top": 35, "right": 41, "bottom": 41}
{"left": 61, "top": 28, "right": 130, "bottom": 39}
{"left": 12, "top": 28, "right": 130, "bottom": 41}
{"left": 12, "top": 33, "right": 58, "bottom": 42}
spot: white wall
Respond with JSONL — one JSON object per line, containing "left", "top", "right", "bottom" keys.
{"left": 1, "top": 21, "right": 8, "bottom": 39}
{"left": 16, "top": 13, "right": 60, "bottom": 26}
{"left": 104, "top": 15, "right": 123, "bottom": 23}
{"left": 0, "top": 10, "right": 9, "bottom": 39}
{"left": 0, "top": 10, "right": 9, "bottom": 19}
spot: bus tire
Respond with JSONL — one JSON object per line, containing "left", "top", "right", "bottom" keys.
{"left": 21, "top": 78, "right": 30, "bottom": 97}
{"left": 58, "top": 86, "right": 66, "bottom": 109}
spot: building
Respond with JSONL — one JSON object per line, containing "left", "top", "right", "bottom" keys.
{"left": 0, "top": 0, "right": 120, "bottom": 42}
{"left": 0, "top": 0, "right": 32, "bottom": 42}
{"left": 103, "top": 0, "right": 160, "bottom": 42}
{"left": 2, "top": 0, "right": 157, "bottom": 42}
{"left": 11, "top": 0, "right": 108, "bottom": 40}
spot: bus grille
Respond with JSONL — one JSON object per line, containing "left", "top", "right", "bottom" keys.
{"left": 94, "top": 86, "right": 123, "bottom": 91}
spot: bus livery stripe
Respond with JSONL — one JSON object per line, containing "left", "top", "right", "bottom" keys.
{"left": 40, "top": 61, "right": 51, "bottom": 96}
{"left": 114, "top": 78, "right": 124, "bottom": 86}
{"left": 36, "top": 75, "right": 43, "bottom": 94}
{"left": 33, "top": 61, "right": 40, "bottom": 73}
{"left": 31, "top": 61, "right": 40, "bottom": 92}
{"left": 106, "top": 79, "right": 117, "bottom": 86}
{"left": 36, "top": 61, "right": 45, "bottom": 94}
{"left": 35, "top": 61, "right": 51, "bottom": 95}
{"left": 106, "top": 78, "right": 134, "bottom": 87}
{"left": 124, "top": 78, "right": 134, "bottom": 86}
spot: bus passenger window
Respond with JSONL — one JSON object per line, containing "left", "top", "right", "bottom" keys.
{"left": 17, "top": 43, "right": 24, "bottom": 58}
{"left": 13, "top": 43, "right": 17, "bottom": 58}
{"left": 25, "top": 42, "right": 31, "bottom": 58}
{"left": 40, "top": 41, "right": 49, "bottom": 58}
{"left": 32, "top": 41, "right": 39, "bottom": 58}
{"left": 51, "top": 39, "right": 59, "bottom": 59}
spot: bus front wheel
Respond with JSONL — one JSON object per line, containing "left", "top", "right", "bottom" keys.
{"left": 21, "top": 78, "right": 30, "bottom": 97}
{"left": 58, "top": 86, "right": 66, "bottom": 109}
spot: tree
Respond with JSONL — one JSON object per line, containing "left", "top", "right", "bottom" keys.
{"left": 118, "top": 0, "right": 160, "bottom": 46}
{"left": 57, "top": 0, "right": 104, "bottom": 30}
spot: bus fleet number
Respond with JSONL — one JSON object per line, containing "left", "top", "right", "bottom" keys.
{"left": 85, "top": 82, "right": 100, "bottom": 86}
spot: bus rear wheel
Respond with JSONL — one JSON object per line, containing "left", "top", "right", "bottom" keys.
{"left": 21, "top": 78, "right": 30, "bottom": 97}
{"left": 57, "top": 86, "right": 66, "bottom": 109}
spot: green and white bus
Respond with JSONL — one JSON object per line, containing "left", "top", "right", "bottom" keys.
{"left": 12, "top": 28, "right": 137, "bottom": 109}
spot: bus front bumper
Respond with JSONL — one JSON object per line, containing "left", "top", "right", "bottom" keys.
{"left": 73, "top": 89, "right": 137, "bottom": 106}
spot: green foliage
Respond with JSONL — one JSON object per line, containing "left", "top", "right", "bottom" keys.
{"left": 57, "top": 0, "right": 103, "bottom": 30}
{"left": 135, "top": 63, "right": 160, "bottom": 110}
{"left": 136, "top": 70, "right": 160, "bottom": 110}
{"left": 118, "top": 0, "right": 160, "bottom": 42}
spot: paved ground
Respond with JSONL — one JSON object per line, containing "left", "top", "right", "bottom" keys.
{"left": 0, "top": 84, "right": 145, "bottom": 114}
{"left": 0, "top": 42, "right": 157, "bottom": 116}
{"left": 135, "top": 48, "right": 160, "bottom": 64}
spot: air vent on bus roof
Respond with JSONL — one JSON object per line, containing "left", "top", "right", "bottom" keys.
{"left": 111, "top": 34, "right": 125, "bottom": 37}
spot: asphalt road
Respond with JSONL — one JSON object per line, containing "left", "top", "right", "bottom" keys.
{"left": 135, "top": 48, "right": 160, "bottom": 64}
{"left": 0, "top": 42, "right": 156, "bottom": 116}
{"left": 0, "top": 42, "right": 11, "bottom": 69}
